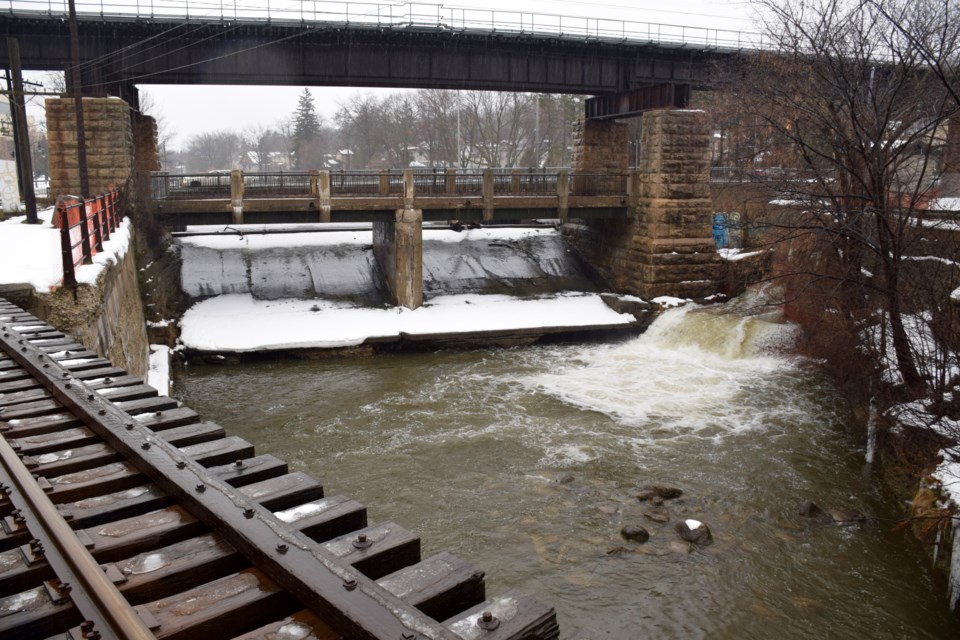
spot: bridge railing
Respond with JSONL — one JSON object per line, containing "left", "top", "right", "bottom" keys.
{"left": 244, "top": 171, "right": 312, "bottom": 197}
{"left": 152, "top": 172, "right": 231, "bottom": 199}
{"left": 53, "top": 186, "right": 123, "bottom": 288}
{"left": 152, "top": 169, "right": 634, "bottom": 200}
{"left": 4, "top": 0, "right": 763, "bottom": 51}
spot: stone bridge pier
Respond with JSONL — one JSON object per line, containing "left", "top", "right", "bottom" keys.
{"left": 46, "top": 95, "right": 159, "bottom": 202}
{"left": 564, "top": 109, "right": 721, "bottom": 300}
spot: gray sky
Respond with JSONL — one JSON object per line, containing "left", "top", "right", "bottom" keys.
{"left": 24, "top": 0, "right": 755, "bottom": 149}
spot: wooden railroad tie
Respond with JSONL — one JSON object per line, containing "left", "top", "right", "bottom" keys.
{"left": 0, "top": 297, "right": 561, "bottom": 640}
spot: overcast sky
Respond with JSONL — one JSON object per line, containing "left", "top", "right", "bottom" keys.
{"left": 23, "top": 0, "right": 756, "bottom": 150}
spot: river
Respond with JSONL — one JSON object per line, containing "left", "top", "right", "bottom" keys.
{"left": 172, "top": 295, "right": 960, "bottom": 639}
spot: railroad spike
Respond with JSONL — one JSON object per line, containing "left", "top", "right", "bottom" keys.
{"left": 141, "top": 442, "right": 151, "bottom": 450}
{"left": 195, "top": 483, "right": 206, "bottom": 493}
{"left": 478, "top": 611, "right": 500, "bottom": 631}
{"left": 353, "top": 533, "right": 373, "bottom": 549}
{"left": 176, "top": 460, "right": 187, "bottom": 469}
{"left": 343, "top": 578, "right": 358, "bottom": 591}
{"left": 243, "top": 507, "right": 255, "bottom": 518}
{"left": 276, "top": 543, "right": 288, "bottom": 554}
{"left": 126, "top": 423, "right": 135, "bottom": 430}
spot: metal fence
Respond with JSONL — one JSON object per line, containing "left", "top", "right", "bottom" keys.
{"left": 151, "top": 169, "right": 632, "bottom": 199}
{"left": 244, "top": 172, "right": 311, "bottom": 197}
{"left": 54, "top": 187, "right": 123, "bottom": 288}
{"left": 3, "top": 1, "right": 764, "bottom": 51}
{"left": 152, "top": 172, "right": 231, "bottom": 199}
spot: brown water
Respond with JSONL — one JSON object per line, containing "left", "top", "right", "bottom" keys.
{"left": 173, "top": 303, "right": 959, "bottom": 639}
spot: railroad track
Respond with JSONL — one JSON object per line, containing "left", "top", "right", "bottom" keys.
{"left": 0, "top": 297, "right": 561, "bottom": 640}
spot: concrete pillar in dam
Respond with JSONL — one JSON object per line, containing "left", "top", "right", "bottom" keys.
{"left": 373, "top": 207, "right": 424, "bottom": 310}
{"left": 564, "top": 110, "right": 721, "bottom": 299}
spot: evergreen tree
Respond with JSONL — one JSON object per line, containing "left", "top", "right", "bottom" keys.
{"left": 292, "top": 88, "right": 321, "bottom": 168}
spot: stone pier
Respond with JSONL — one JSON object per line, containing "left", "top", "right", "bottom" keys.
{"left": 46, "top": 97, "right": 134, "bottom": 198}
{"left": 564, "top": 110, "right": 721, "bottom": 299}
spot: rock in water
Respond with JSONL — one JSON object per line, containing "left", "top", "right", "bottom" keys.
{"left": 676, "top": 519, "right": 713, "bottom": 546}
{"left": 620, "top": 525, "right": 651, "bottom": 543}
{"left": 798, "top": 500, "right": 824, "bottom": 517}
{"left": 828, "top": 508, "right": 866, "bottom": 525}
{"left": 637, "top": 485, "right": 684, "bottom": 501}
{"left": 642, "top": 508, "right": 670, "bottom": 524}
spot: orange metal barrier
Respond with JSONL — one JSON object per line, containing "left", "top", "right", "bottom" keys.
{"left": 53, "top": 186, "right": 124, "bottom": 288}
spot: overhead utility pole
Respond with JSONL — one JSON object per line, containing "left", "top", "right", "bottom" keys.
{"left": 6, "top": 39, "right": 37, "bottom": 223}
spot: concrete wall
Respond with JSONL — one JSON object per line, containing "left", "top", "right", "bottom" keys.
{"left": 372, "top": 208, "right": 423, "bottom": 309}
{"left": 28, "top": 243, "right": 149, "bottom": 378}
{"left": 46, "top": 97, "right": 134, "bottom": 198}
{"left": 564, "top": 110, "right": 721, "bottom": 299}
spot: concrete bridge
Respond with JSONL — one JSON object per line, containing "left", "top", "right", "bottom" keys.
{"left": 5, "top": 2, "right": 730, "bottom": 309}
{"left": 151, "top": 168, "right": 633, "bottom": 226}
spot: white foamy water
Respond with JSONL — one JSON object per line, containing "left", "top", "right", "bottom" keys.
{"left": 174, "top": 292, "right": 960, "bottom": 640}
{"left": 523, "top": 305, "right": 803, "bottom": 441}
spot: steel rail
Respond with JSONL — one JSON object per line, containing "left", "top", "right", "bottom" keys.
{"left": 0, "top": 419, "right": 155, "bottom": 640}
{"left": 0, "top": 321, "right": 460, "bottom": 640}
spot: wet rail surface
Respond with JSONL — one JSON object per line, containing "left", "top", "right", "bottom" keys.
{"left": 0, "top": 297, "right": 562, "bottom": 640}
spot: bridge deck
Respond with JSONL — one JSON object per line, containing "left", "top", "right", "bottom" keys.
{"left": 0, "top": 298, "right": 560, "bottom": 640}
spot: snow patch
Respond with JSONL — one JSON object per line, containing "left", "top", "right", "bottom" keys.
{"left": 179, "top": 292, "right": 634, "bottom": 352}
{"left": 148, "top": 345, "right": 171, "bottom": 396}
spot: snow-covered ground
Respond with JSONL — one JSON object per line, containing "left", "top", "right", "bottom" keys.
{"left": 148, "top": 344, "right": 171, "bottom": 395}
{"left": 179, "top": 292, "right": 635, "bottom": 352}
{"left": 0, "top": 207, "right": 133, "bottom": 290}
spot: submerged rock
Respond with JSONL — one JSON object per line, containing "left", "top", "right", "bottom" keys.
{"left": 550, "top": 474, "right": 576, "bottom": 486}
{"left": 828, "top": 508, "right": 866, "bottom": 525}
{"left": 642, "top": 508, "right": 671, "bottom": 524}
{"left": 637, "top": 485, "right": 684, "bottom": 502}
{"left": 620, "top": 525, "right": 650, "bottom": 543}
{"left": 798, "top": 500, "right": 824, "bottom": 518}
{"left": 676, "top": 519, "right": 713, "bottom": 546}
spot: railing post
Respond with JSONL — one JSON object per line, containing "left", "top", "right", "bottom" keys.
{"left": 511, "top": 168, "right": 521, "bottom": 194}
{"left": 403, "top": 168, "right": 415, "bottom": 209}
{"left": 92, "top": 194, "right": 105, "bottom": 250}
{"left": 482, "top": 168, "right": 494, "bottom": 222}
{"left": 309, "top": 169, "right": 320, "bottom": 198}
{"left": 108, "top": 188, "right": 119, "bottom": 232}
{"left": 100, "top": 193, "right": 111, "bottom": 241}
{"left": 318, "top": 170, "right": 331, "bottom": 223}
{"left": 57, "top": 199, "right": 77, "bottom": 289}
{"left": 230, "top": 169, "right": 244, "bottom": 225}
{"left": 445, "top": 167, "right": 456, "bottom": 194}
{"left": 379, "top": 169, "right": 389, "bottom": 195}
{"left": 557, "top": 169, "right": 569, "bottom": 223}
{"left": 78, "top": 199, "right": 93, "bottom": 264}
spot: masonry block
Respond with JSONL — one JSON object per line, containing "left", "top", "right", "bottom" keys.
{"left": 564, "top": 110, "right": 722, "bottom": 299}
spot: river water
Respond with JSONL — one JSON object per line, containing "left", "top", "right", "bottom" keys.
{"left": 172, "top": 294, "right": 960, "bottom": 639}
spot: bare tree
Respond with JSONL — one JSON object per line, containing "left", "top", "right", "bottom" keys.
{"left": 731, "top": 0, "right": 960, "bottom": 393}
{"left": 183, "top": 130, "right": 243, "bottom": 172}
{"left": 460, "top": 91, "right": 534, "bottom": 167}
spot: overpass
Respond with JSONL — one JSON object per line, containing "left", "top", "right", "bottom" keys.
{"left": 0, "top": 0, "right": 757, "bottom": 116}
{"left": 4, "top": 2, "right": 735, "bottom": 308}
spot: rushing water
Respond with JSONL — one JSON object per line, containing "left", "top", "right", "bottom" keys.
{"left": 173, "top": 301, "right": 959, "bottom": 639}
